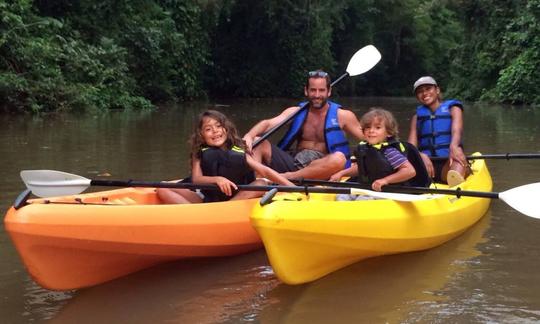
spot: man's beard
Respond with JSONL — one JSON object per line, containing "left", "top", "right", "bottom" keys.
{"left": 310, "top": 98, "right": 327, "bottom": 109}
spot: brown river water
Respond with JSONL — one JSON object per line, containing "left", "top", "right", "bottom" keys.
{"left": 1, "top": 97, "right": 540, "bottom": 323}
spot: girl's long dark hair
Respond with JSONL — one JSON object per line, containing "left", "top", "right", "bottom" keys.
{"left": 190, "top": 110, "right": 246, "bottom": 158}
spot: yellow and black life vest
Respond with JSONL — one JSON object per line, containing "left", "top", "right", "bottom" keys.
{"left": 355, "top": 139, "right": 431, "bottom": 187}
{"left": 199, "top": 146, "right": 255, "bottom": 202}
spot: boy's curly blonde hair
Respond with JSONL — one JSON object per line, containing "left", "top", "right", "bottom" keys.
{"left": 361, "top": 107, "right": 399, "bottom": 139}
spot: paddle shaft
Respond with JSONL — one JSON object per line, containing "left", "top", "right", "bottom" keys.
{"left": 252, "top": 104, "right": 306, "bottom": 149}
{"left": 252, "top": 72, "right": 348, "bottom": 149}
{"left": 21, "top": 170, "right": 540, "bottom": 218}
{"left": 90, "top": 179, "right": 358, "bottom": 195}
{"left": 291, "top": 179, "right": 499, "bottom": 199}
{"left": 430, "top": 153, "right": 540, "bottom": 161}
{"left": 21, "top": 170, "right": 382, "bottom": 198}
{"left": 96, "top": 178, "right": 477, "bottom": 201}
{"left": 91, "top": 178, "right": 500, "bottom": 199}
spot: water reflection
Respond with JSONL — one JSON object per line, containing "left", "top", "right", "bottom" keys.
{"left": 23, "top": 281, "right": 72, "bottom": 321}
{"left": 48, "top": 252, "right": 278, "bottom": 324}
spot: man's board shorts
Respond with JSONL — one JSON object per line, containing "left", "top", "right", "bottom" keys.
{"left": 268, "top": 144, "right": 326, "bottom": 173}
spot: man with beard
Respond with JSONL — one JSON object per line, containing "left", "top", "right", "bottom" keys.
{"left": 243, "top": 70, "right": 364, "bottom": 180}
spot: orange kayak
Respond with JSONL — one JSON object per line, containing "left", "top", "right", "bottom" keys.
{"left": 4, "top": 187, "right": 261, "bottom": 291}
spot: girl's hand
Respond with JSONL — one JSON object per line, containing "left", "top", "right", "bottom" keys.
{"left": 372, "top": 178, "right": 389, "bottom": 192}
{"left": 215, "top": 176, "right": 237, "bottom": 196}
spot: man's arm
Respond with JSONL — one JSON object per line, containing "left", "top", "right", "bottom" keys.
{"left": 243, "top": 106, "right": 300, "bottom": 150}
{"left": 338, "top": 109, "right": 364, "bottom": 141}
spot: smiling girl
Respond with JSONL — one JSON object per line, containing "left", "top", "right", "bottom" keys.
{"left": 157, "top": 110, "right": 294, "bottom": 204}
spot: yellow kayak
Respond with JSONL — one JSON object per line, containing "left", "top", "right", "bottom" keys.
{"left": 251, "top": 156, "right": 492, "bottom": 284}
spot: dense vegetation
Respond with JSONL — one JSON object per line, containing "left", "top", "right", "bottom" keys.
{"left": 1, "top": 0, "right": 538, "bottom": 113}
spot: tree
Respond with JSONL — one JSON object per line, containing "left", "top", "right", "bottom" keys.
{"left": 207, "top": 0, "right": 345, "bottom": 98}
{"left": 0, "top": 0, "right": 152, "bottom": 113}
{"left": 448, "top": 0, "right": 540, "bottom": 105}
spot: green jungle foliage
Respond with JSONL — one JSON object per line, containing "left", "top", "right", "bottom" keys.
{"left": 1, "top": 0, "right": 539, "bottom": 113}
{"left": 206, "top": 0, "right": 345, "bottom": 97}
{"left": 449, "top": 0, "right": 540, "bottom": 105}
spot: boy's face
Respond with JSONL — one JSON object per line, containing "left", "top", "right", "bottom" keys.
{"left": 363, "top": 117, "right": 390, "bottom": 145}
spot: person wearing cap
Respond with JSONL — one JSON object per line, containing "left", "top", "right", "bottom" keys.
{"left": 243, "top": 70, "right": 364, "bottom": 180}
{"left": 408, "top": 76, "right": 470, "bottom": 186}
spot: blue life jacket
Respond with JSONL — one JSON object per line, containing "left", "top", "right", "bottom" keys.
{"left": 416, "top": 99, "right": 463, "bottom": 157}
{"left": 355, "top": 138, "right": 431, "bottom": 187}
{"left": 199, "top": 145, "right": 255, "bottom": 202}
{"left": 277, "top": 101, "right": 352, "bottom": 167}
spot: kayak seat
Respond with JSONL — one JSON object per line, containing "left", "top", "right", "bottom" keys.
{"left": 402, "top": 142, "right": 432, "bottom": 187}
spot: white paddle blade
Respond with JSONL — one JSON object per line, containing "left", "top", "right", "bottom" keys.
{"left": 20, "top": 170, "right": 91, "bottom": 198}
{"left": 349, "top": 188, "right": 442, "bottom": 202}
{"left": 498, "top": 182, "right": 540, "bottom": 218}
{"left": 346, "top": 45, "right": 382, "bottom": 76}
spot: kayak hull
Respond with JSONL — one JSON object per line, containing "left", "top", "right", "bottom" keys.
{"left": 5, "top": 188, "right": 261, "bottom": 290}
{"left": 251, "top": 155, "right": 492, "bottom": 284}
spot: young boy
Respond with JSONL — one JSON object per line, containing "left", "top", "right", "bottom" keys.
{"left": 331, "top": 108, "right": 417, "bottom": 200}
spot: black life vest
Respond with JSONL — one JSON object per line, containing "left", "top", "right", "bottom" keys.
{"left": 199, "top": 146, "right": 255, "bottom": 202}
{"left": 355, "top": 139, "right": 431, "bottom": 188}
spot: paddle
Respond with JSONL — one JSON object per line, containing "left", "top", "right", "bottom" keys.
{"left": 20, "top": 170, "right": 540, "bottom": 218}
{"left": 20, "top": 170, "right": 438, "bottom": 202}
{"left": 431, "top": 153, "right": 540, "bottom": 161}
{"left": 251, "top": 44, "right": 382, "bottom": 148}
{"left": 286, "top": 178, "right": 540, "bottom": 219}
